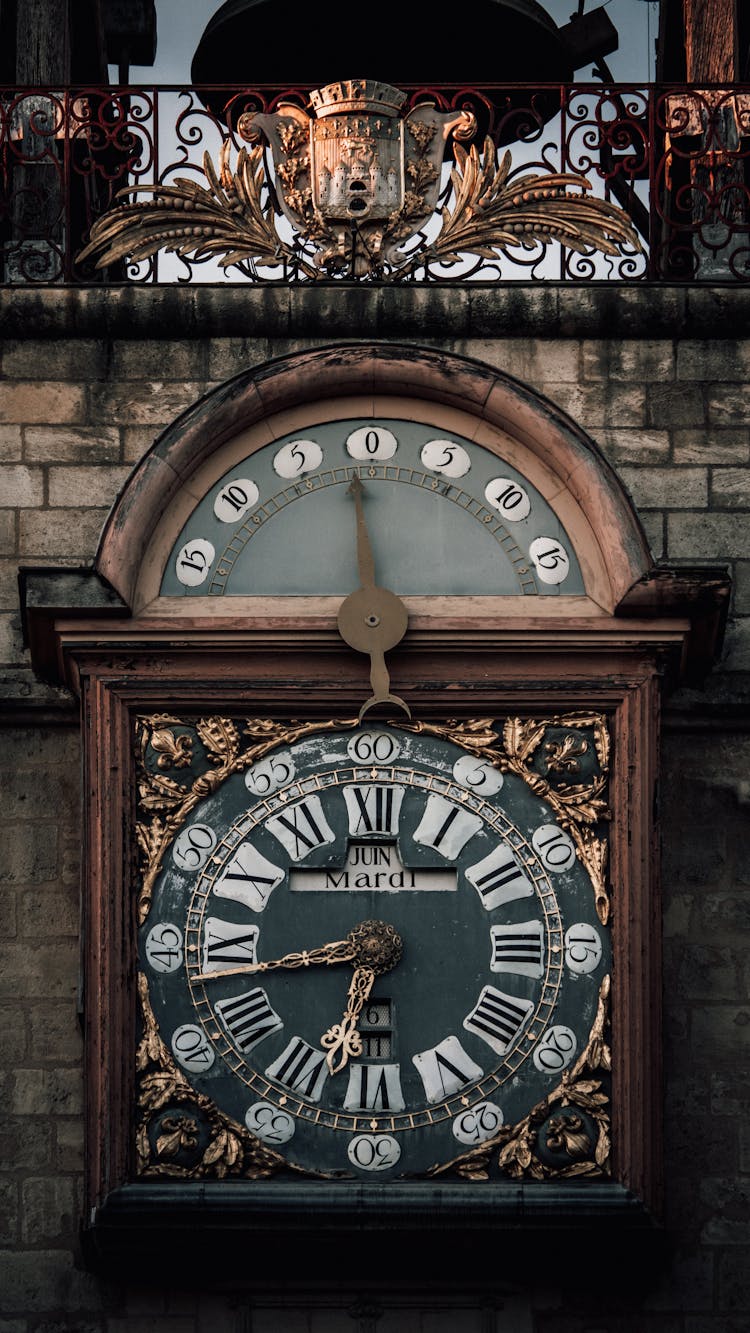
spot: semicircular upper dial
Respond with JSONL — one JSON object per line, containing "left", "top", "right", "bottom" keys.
{"left": 160, "top": 418, "right": 584, "bottom": 600}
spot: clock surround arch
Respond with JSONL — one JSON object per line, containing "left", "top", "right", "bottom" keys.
{"left": 94, "top": 342, "right": 653, "bottom": 620}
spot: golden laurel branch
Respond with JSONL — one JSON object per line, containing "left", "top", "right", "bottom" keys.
{"left": 78, "top": 140, "right": 317, "bottom": 278}
{"left": 408, "top": 138, "right": 642, "bottom": 272}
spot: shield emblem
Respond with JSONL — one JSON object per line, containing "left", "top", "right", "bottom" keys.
{"left": 239, "top": 77, "right": 475, "bottom": 273}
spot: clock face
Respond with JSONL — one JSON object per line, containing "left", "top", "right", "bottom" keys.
{"left": 160, "top": 418, "right": 584, "bottom": 598}
{"left": 138, "top": 719, "right": 610, "bottom": 1181}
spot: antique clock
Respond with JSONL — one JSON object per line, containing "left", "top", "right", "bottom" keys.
{"left": 23, "top": 345, "right": 727, "bottom": 1277}
{"left": 136, "top": 711, "right": 610, "bottom": 1185}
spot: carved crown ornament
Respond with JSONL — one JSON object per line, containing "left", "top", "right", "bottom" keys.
{"left": 78, "top": 76, "right": 642, "bottom": 281}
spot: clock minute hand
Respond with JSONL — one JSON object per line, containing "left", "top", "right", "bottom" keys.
{"left": 192, "top": 935, "right": 356, "bottom": 983}
{"left": 337, "top": 473, "right": 411, "bottom": 720}
{"left": 192, "top": 918, "right": 402, "bottom": 985}
{"left": 349, "top": 473, "right": 376, "bottom": 589}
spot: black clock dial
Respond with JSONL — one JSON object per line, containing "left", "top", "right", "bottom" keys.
{"left": 140, "top": 722, "right": 609, "bottom": 1180}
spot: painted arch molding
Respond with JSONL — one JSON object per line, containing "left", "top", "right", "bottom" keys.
{"left": 97, "top": 343, "right": 652, "bottom": 621}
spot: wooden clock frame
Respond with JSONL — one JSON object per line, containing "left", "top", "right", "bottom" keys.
{"left": 21, "top": 344, "right": 729, "bottom": 1286}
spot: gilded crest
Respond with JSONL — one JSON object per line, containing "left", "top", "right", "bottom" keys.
{"left": 238, "top": 78, "right": 475, "bottom": 274}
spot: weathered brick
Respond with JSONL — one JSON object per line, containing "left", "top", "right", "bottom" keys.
{"left": 206, "top": 336, "right": 281, "bottom": 381}
{"left": 0, "top": 1118, "right": 52, "bottom": 1170}
{"left": 674, "top": 944, "right": 741, "bottom": 1001}
{"left": 639, "top": 509, "right": 666, "bottom": 560}
{"left": 88, "top": 381, "right": 204, "bottom": 426}
{"left": 24, "top": 425, "right": 120, "bottom": 463}
{"left": 647, "top": 383, "right": 706, "bottom": 429}
{"left": 479, "top": 338, "right": 581, "bottom": 383}
{"left": 722, "top": 621, "right": 750, "bottom": 672}
{"left": 692, "top": 1007, "right": 750, "bottom": 1064}
{"left": 619, "top": 465, "right": 707, "bottom": 510}
{"left": 47, "top": 465, "right": 131, "bottom": 508}
{"left": 54, "top": 1118, "right": 84, "bottom": 1172}
{"left": 673, "top": 428, "right": 750, "bottom": 464}
{"left": 718, "top": 1247, "right": 750, "bottom": 1310}
{"left": 699, "top": 1177, "right": 750, "bottom": 1244}
{"left": 583, "top": 339, "right": 675, "bottom": 382}
{"left": 0, "top": 427, "right": 22, "bottom": 461}
{"left": 0, "top": 382, "right": 86, "bottom": 425}
{"left": 543, "top": 381, "right": 647, "bottom": 429}
{"left": 9, "top": 1067, "right": 82, "bottom": 1116}
{"left": 0, "top": 559, "right": 21, "bottom": 611}
{"left": 0, "top": 510, "right": 15, "bottom": 555}
{"left": 711, "top": 467, "right": 750, "bottom": 508}
{"left": 18, "top": 508, "right": 108, "bottom": 559}
{"left": 0, "top": 612, "right": 25, "bottom": 666}
{"left": 0, "top": 465, "right": 44, "bottom": 507}
{"left": 0, "top": 824, "right": 57, "bottom": 884}
{"left": 20, "top": 888, "right": 78, "bottom": 939}
{"left": 0, "top": 884, "right": 16, "bottom": 939}
{"left": 111, "top": 339, "right": 206, "bottom": 380}
{"left": 20, "top": 1177, "right": 80, "bottom": 1245}
{"left": 1, "top": 764, "right": 78, "bottom": 822}
{"left": 122, "top": 424, "right": 158, "bottom": 464}
{"left": 28, "top": 1001, "right": 82, "bottom": 1062}
{"left": 708, "top": 384, "right": 750, "bottom": 427}
{"left": 676, "top": 339, "right": 750, "bottom": 380}
{"left": 0, "top": 1002, "right": 25, "bottom": 1062}
{"left": 0, "top": 1180, "right": 18, "bottom": 1244}
{"left": 2, "top": 339, "right": 107, "bottom": 380}
{"left": 734, "top": 561, "right": 750, "bottom": 615}
{"left": 711, "top": 1071, "right": 750, "bottom": 1117}
{"left": 592, "top": 429, "right": 670, "bottom": 466}
{"left": 667, "top": 511, "right": 750, "bottom": 560}
{"left": 0, "top": 943, "right": 77, "bottom": 1000}
{"left": 700, "top": 891, "right": 750, "bottom": 936}
{"left": 0, "top": 1249, "right": 105, "bottom": 1314}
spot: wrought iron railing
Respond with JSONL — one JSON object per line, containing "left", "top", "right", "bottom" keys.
{"left": 1, "top": 83, "right": 749, "bottom": 284}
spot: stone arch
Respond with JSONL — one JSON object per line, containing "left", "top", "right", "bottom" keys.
{"left": 96, "top": 342, "right": 652, "bottom": 617}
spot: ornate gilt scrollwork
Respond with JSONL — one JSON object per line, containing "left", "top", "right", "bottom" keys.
{"left": 136, "top": 974, "right": 289, "bottom": 1179}
{"left": 429, "top": 975, "right": 611, "bottom": 1182}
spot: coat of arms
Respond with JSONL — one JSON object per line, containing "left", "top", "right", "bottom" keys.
{"left": 79, "top": 76, "right": 641, "bottom": 281}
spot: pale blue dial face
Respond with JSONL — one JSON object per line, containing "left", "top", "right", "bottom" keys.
{"left": 160, "top": 418, "right": 585, "bottom": 597}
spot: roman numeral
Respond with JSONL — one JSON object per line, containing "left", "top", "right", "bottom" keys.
{"left": 265, "top": 796, "right": 335, "bottom": 862}
{"left": 490, "top": 921, "right": 544, "bottom": 978}
{"left": 463, "top": 986, "right": 534, "bottom": 1056}
{"left": 213, "top": 842, "right": 284, "bottom": 912}
{"left": 215, "top": 987, "right": 282, "bottom": 1053}
{"left": 413, "top": 795, "right": 482, "bottom": 860}
{"left": 465, "top": 843, "right": 534, "bottom": 910}
{"left": 202, "top": 918, "right": 259, "bottom": 971}
{"left": 343, "top": 784, "right": 404, "bottom": 836}
{"left": 412, "top": 1035, "right": 483, "bottom": 1103}
{"left": 265, "top": 1036, "right": 329, "bottom": 1102}
{"left": 343, "top": 1063, "right": 405, "bottom": 1112}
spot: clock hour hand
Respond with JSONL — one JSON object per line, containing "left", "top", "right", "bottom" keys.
{"left": 321, "top": 965, "right": 376, "bottom": 1075}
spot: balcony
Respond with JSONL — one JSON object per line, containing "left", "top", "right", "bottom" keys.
{"left": 1, "top": 82, "right": 749, "bottom": 284}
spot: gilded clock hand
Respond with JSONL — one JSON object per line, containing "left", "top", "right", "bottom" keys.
{"left": 337, "top": 473, "right": 411, "bottom": 721}
{"left": 192, "top": 917, "right": 402, "bottom": 985}
{"left": 321, "top": 965, "right": 376, "bottom": 1075}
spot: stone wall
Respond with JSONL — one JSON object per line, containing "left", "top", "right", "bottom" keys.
{"left": 0, "top": 284, "right": 748, "bottom": 1330}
